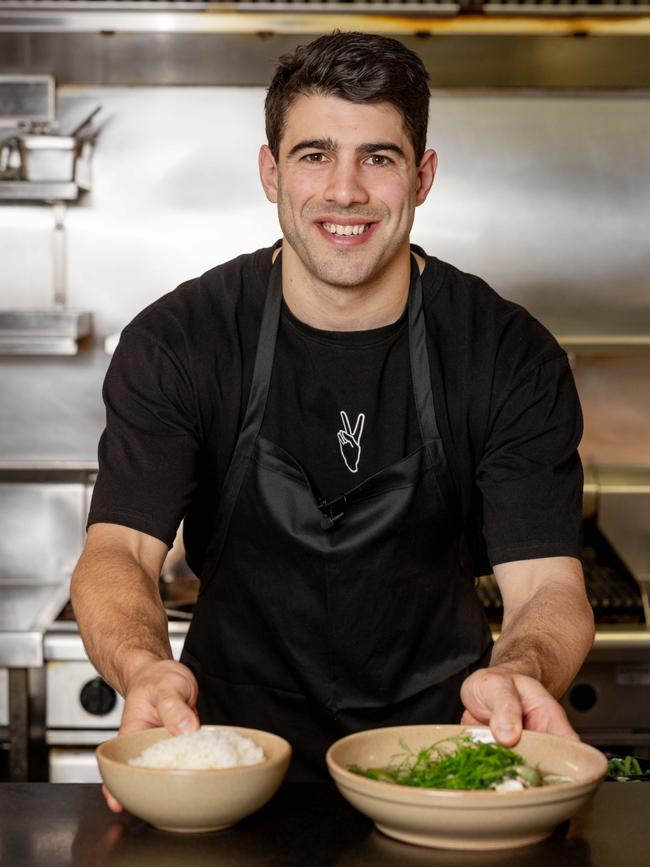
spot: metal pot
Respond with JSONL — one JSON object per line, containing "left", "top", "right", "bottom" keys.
{"left": 18, "top": 133, "right": 80, "bottom": 182}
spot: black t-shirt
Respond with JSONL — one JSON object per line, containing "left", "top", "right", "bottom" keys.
{"left": 88, "top": 243, "right": 584, "bottom": 576}
{"left": 261, "top": 300, "right": 420, "bottom": 501}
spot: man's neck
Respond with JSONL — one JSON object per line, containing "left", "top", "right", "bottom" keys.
{"left": 276, "top": 243, "right": 425, "bottom": 332}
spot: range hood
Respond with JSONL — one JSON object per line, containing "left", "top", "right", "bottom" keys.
{"left": 1, "top": 0, "right": 649, "bottom": 87}
{"left": 0, "top": 0, "right": 649, "bottom": 16}
{"left": 1, "top": 0, "right": 649, "bottom": 29}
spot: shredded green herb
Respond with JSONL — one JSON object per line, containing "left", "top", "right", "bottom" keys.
{"left": 348, "top": 734, "right": 538, "bottom": 790}
{"left": 607, "top": 756, "right": 650, "bottom": 778}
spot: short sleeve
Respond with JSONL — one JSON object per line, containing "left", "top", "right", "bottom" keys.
{"left": 477, "top": 353, "right": 584, "bottom": 567}
{"left": 87, "top": 325, "right": 200, "bottom": 547}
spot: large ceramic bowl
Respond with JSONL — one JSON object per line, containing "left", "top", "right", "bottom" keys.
{"left": 97, "top": 725, "right": 291, "bottom": 833}
{"left": 326, "top": 724, "right": 607, "bottom": 850}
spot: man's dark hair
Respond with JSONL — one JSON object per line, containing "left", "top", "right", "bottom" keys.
{"left": 265, "top": 32, "right": 430, "bottom": 163}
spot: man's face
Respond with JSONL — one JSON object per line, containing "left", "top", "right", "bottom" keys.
{"left": 259, "top": 94, "right": 436, "bottom": 290}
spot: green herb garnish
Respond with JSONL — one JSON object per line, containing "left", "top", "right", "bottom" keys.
{"left": 607, "top": 756, "right": 649, "bottom": 778}
{"left": 348, "top": 734, "right": 530, "bottom": 790}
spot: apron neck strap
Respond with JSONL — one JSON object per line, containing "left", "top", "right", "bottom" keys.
{"left": 237, "top": 254, "right": 283, "bottom": 449}
{"left": 408, "top": 254, "right": 441, "bottom": 445}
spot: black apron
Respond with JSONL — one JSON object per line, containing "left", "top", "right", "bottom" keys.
{"left": 182, "top": 254, "right": 492, "bottom": 781}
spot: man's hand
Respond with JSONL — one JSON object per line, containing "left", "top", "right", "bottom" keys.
{"left": 337, "top": 411, "right": 365, "bottom": 473}
{"left": 103, "top": 659, "right": 200, "bottom": 813}
{"left": 460, "top": 665, "right": 578, "bottom": 747}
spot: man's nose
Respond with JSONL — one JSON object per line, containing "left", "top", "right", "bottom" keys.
{"left": 322, "top": 160, "right": 369, "bottom": 207}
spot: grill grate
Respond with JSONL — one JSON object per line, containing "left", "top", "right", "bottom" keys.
{"left": 485, "top": 0, "right": 648, "bottom": 5}
{"left": 476, "top": 521, "right": 646, "bottom": 627}
{"left": 484, "top": 0, "right": 650, "bottom": 12}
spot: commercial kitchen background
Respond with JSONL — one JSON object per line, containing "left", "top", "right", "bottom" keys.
{"left": 0, "top": 5, "right": 649, "bottom": 783}
{"left": 2, "top": 88, "right": 650, "bottom": 346}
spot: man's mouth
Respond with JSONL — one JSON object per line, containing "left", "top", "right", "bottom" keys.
{"left": 320, "top": 222, "right": 373, "bottom": 237}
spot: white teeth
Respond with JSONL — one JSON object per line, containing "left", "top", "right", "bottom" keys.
{"left": 322, "top": 222, "right": 370, "bottom": 236}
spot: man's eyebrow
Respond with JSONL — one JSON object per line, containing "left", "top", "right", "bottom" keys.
{"left": 357, "top": 142, "right": 406, "bottom": 159}
{"left": 286, "top": 139, "right": 407, "bottom": 159}
{"left": 287, "top": 138, "right": 338, "bottom": 157}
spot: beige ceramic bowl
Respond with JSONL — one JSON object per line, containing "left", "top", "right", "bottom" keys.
{"left": 97, "top": 725, "right": 291, "bottom": 834}
{"left": 326, "top": 724, "right": 607, "bottom": 850}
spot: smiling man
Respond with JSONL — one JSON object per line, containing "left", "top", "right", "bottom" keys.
{"left": 261, "top": 94, "right": 433, "bottom": 309}
{"left": 71, "top": 32, "right": 594, "bottom": 801}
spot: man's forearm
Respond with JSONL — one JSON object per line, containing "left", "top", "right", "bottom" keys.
{"left": 491, "top": 579, "right": 594, "bottom": 698}
{"left": 71, "top": 545, "right": 172, "bottom": 697}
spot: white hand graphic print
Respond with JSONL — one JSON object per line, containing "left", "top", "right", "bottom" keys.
{"left": 337, "top": 410, "right": 365, "bottom": 473}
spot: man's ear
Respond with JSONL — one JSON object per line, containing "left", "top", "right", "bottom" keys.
{"left": 415, "top": 148, "right": 437, "bottom": 206}
{"left": 259, "top": 144, "right": 279, "bottom": 204}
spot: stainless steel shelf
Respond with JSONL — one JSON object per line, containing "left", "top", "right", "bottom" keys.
{"left": 0, "top": 180, "right": 80, "bottom": 201}
{"left": 0, "top": 343, "right": 109, "bottom": 467}
{"left": 558, "top": 334, "right": 650, "bottom": 354}
{"left": 491, "top": 629, "right": 650, "bottom": 650}
{"left": 0, "top": 310, "right": 93, "bottom": 355}
{"left": 0, "top": 579, "right": 71, "bottom": 667}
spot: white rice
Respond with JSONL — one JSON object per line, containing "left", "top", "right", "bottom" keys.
{"left": 128, "top": 726, "right": 265, "bottom": 770}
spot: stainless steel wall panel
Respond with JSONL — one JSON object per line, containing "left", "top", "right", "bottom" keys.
{"left": 6, "top": 87, "right": 648, "bottom": 344}
{"left": 0, "top": 482, "right": 86, "bottom": 581}
{"left": 99, "top": 33, "right": 280, "bottom": 87}
{"left": 0, "top": 34, "right": 30, "bottom": 71}
{"left": 576, "top": 358, "right": 650, "bottom": 468}
{"left": 0, "top": 350, "right": 107, "bottom": 466}
{"left": 0, "top": 480, "right": 84, "bottom": 663}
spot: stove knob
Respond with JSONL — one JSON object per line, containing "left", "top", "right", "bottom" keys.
{"left": 80, "top": 677, "right": 117, "bottom": 716}
{"left": 568, "top": 682, "right": 597, "bottom": 712}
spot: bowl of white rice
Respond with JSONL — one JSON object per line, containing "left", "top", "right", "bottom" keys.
{"left": 97, "top": 725, "right": 291, "bottom": 833}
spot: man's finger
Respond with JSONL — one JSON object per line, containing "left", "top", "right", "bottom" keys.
{"left": 102, "top": 783, "right": 124, "bottom": 814}
{"left": 118, "top": 704, "right": 160, "bottom": 735}
{"left": 489, "top": 696, "right": 523, "bottom": 747}
{"left": 460, "top": 709, "right": 484, "bottom": 726}
{"left": 461, "top": 671, "right": 523, "bottom": 746}
{"left": 157, "top": 689, "right": 200, "bottom": 735}
{"left": 531, "top": 701, "right": 580, "bottom": 741}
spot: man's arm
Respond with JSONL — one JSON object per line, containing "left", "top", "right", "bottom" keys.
{"left": 72, "top": 523, "right": 171, "bottom": 693}
{"left": 460, "top": 556, "right": 594, "bottom": 744}
{"left": 71, "top": 522, "right": 200, "bottom": 810}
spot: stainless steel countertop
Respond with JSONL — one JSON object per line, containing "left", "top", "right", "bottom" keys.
{"left": 2, "top": 780, "right": 649, "bottom": 867}
{"left": 0, "top": 341, "right": 108, "bottom": 469}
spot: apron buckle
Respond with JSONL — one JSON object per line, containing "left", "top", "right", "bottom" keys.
{"left": 318, "top": 495, "right": 347, "bottom": 531}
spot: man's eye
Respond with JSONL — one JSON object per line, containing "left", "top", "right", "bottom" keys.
{"left": 303, "top": 153, "right": 327, "bottom": 163}
{"left": 366, "top": 155, "right": 392, "bottom": 166}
